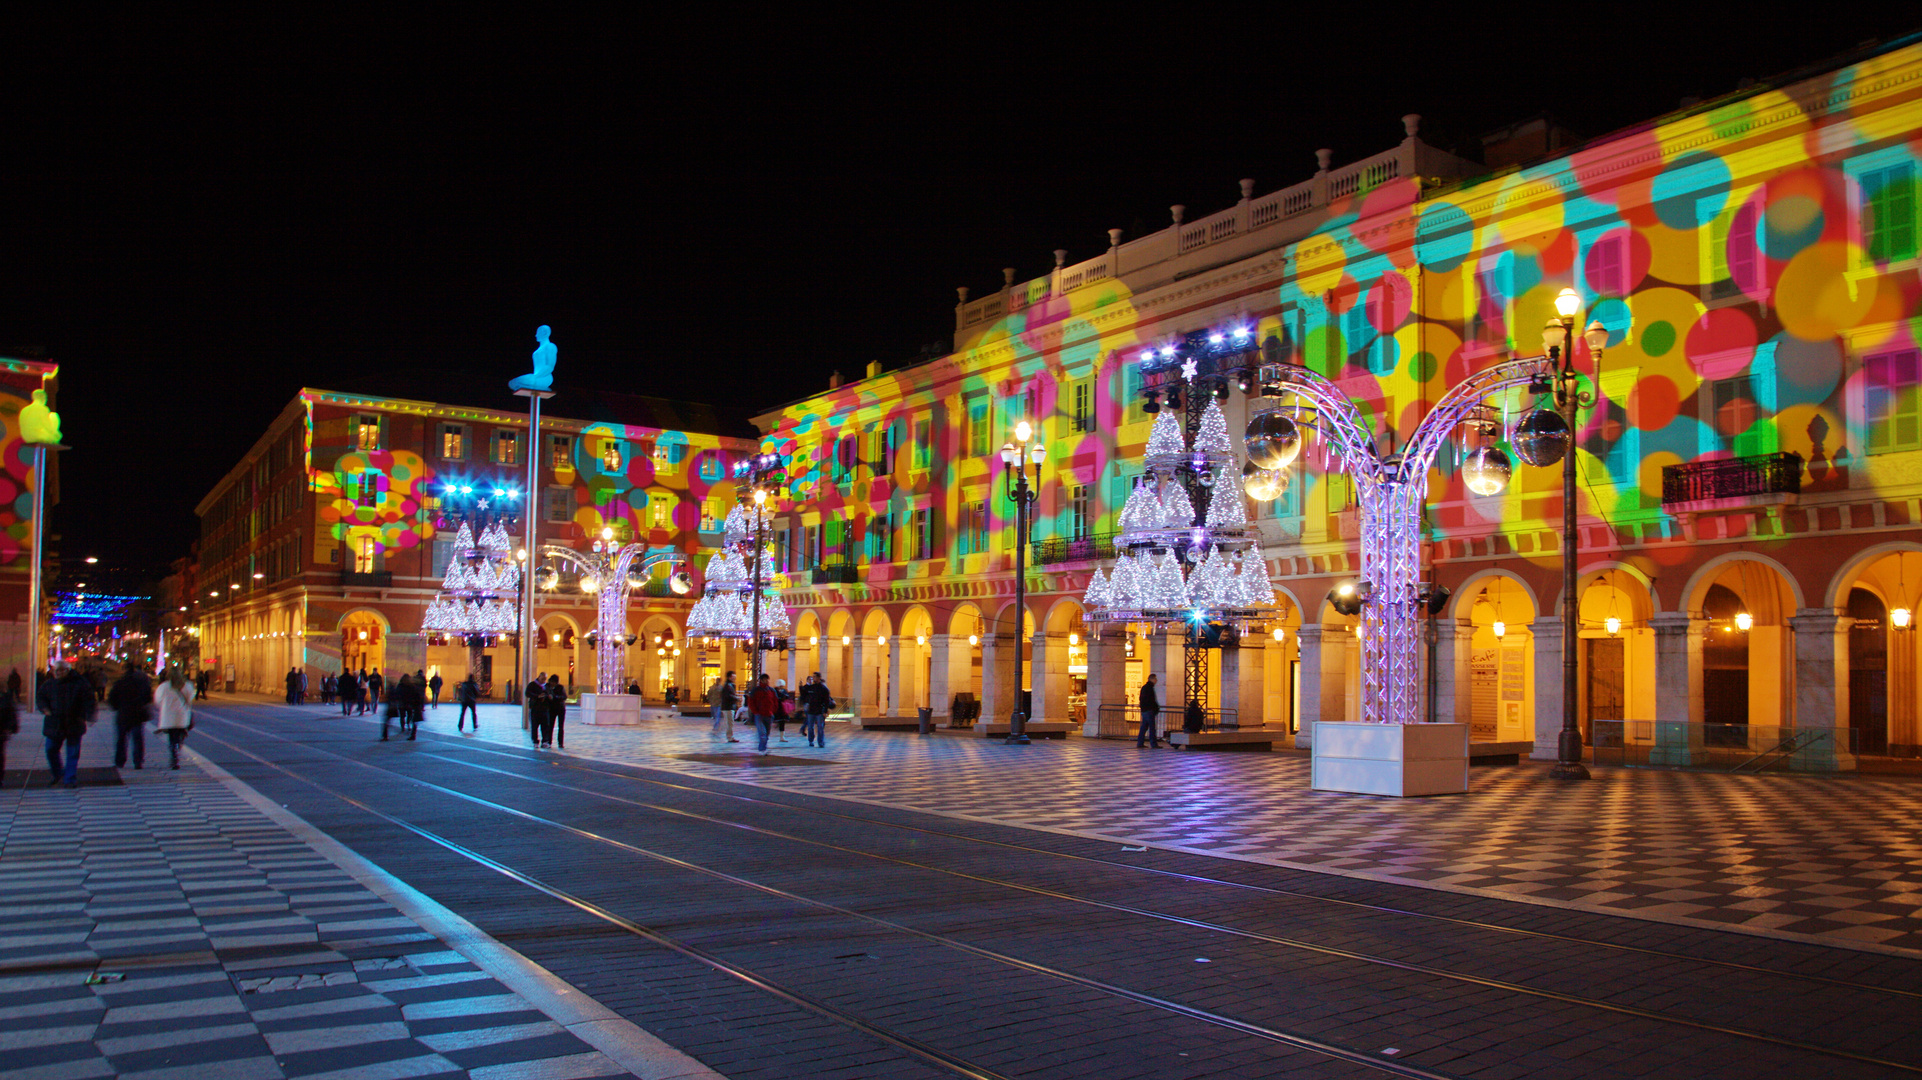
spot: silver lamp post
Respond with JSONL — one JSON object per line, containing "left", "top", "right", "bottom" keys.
{"left": 999, "top": 421, "right": 1047, "bottom": 745}
{"left": 1545, "top": 287, "right": 1611, "bottom": 781}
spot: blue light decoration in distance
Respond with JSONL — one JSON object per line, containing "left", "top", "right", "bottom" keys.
{"left": 53, "top": 592, "right": 144, "bottom": 624}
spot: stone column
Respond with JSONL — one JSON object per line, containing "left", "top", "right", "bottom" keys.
{"left": 850, "top": 637, "right": 872, "bottom": 717}
{"left": 1032, "top": 632, "right": 1070, "bottom": 724}
{"left": 824, "top": 639, "right": 847, "bottom": 707}
{"left": 1790, "top": 609, "right": 1855, "bottom": 770}
{"left": 1083, "top": 634, "right": 1125, "bottom": 737}
{"left": 1529, "top": 619, "right": 1564, "bottom": 761}
{"left": 1432, "top": 618, "right": 1471, "bottom": 725}
{"left": 981, "top": 633, "right": 1014, "bottom": 724}
{"left": 1294, "top": 625, "right": 1326, "bottom": 748}
{"left": 1647, "top": 611, "right": 1702, "bottom": 765}
{"left": 1219, "top": 645, "right": 1246, "bottom": 728}
{"left": 886, "top": 640, "right": 905, "bottom": 717}
{"left": 928, "top": 635, "right": 953, "bottom": 721}
{"left": 1239, "top": 638, "right": 1265, "bottom": 727}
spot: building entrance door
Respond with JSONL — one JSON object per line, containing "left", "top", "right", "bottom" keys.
{"left": 1585, "top": 638, "right": 1625, "bottom": 745}
{"left": 1848, "top": 588, "right": 1889, "bottom": 755}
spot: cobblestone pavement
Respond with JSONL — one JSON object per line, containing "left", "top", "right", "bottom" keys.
{"left": 0, "top": 720, "right": 718, "bottom": 1080}
{"left": 383, "top": 699, "right": 1922, "bottom": 956}
{"left": 172, "top": 702, "right": 1922, "bottom": 1080}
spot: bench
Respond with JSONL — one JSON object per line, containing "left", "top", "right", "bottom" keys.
{"left": 976, "top": 722, "right": 1074, "bottom": 740}
{"left": 1168, "top": 729, "right": 1284, "bottom": 751}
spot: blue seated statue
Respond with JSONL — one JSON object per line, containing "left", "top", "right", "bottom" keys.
{"left": 509, "top": 325, "right": 557, "bottom": 392}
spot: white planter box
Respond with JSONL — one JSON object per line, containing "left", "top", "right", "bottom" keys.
{"left": 1311, "top": 722, "right": 1469, "bottom": 797}
{"left": 577, "top": 693, "right": 644, "bottom": 726}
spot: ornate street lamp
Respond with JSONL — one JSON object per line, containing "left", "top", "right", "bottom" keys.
{"left": 1000, "top": 421, "right": 1046, "bottom": 744}
{"left": 1543, "top": 287, "right": 1612, "bottom": 780}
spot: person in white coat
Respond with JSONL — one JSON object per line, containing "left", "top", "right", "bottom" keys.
{"left": 155, "top": 667, "right": 196, "bottom": 770}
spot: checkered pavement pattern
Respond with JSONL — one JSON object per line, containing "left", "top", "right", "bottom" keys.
{"left": 0, "top": 739, "right": 632, "bottom": 1080}
{"left": 431, "top": 703, "right": 1922, "bottom": 955}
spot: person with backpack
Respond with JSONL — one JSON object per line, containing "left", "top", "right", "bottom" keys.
{"left": 526, "top": 673, "right": 550, "bottom": 747}
{"left": 798, "top": 672, "right": 834, "bottom": 748}
{"left": 155, "top": 667, "right": 196, "bottom": 770}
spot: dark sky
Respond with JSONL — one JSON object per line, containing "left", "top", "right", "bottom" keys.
{"left": 6, "top": 8, "right": 1919, "bottom": 585}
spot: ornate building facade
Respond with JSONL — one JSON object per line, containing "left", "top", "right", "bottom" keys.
{"left": 750, "top": 36, "right": 1922, "bottom": 763}
{"left": 195, "top": 388, "right": 759, "bottom": 697}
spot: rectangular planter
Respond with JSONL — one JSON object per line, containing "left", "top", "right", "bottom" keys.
{"left": 577, "top": 693, "right": 644, "bottom": 726}
{"left": 1310, "top": 721, "right": 1469, "bottom": 797}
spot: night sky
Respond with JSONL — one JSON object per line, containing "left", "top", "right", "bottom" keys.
{"left": 6, "top": 9, "right": 1918, "bottom": 586}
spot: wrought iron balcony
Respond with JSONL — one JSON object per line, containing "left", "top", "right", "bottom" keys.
{"left": 1661, "top": 451, "right": 1803, "bottom": 506}
{"left": 341, "top": 570, "right": 393, "bottom": 588}
{"left": 1032, "top": 532, "right": 1115, "bottom": 566}
{"left": 811, "top": 559, "right": 859, "bottom": 585}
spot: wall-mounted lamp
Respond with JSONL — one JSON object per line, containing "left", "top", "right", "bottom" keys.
{"left": 1735, "top": 612, "right": 1753, "bottom": 632}
{"left": 1492, "top": 620, "right": 1506, "bottom": 639}
{"left": 968, "top": 634, "right": 980, "bottom": 647}
{"left": 1605, "top": 616, "right": 1622, "bottom": 637}
{"left": 1271, "top": 627, "right": 1285, "bottom": 642}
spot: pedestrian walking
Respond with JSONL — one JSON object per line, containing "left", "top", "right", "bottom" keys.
{"left": 1136, "top": 673, "right": 1162, "bottom": 748}
{"left": 108, "top": 664, "right": 154, "bottom": 769}
{"left": 428, "top": 671, "right": 443, "bottom": 709}
{"left": 320, "top": 673, "right": 335, "bottom": 706}
{"left": 746, "top": 673, "right": 779, "bottom": 753}
{"left": 773, "top": 679, "right": 794, "bottom": 744}
{"left": 40, "top": 661, "right": 95, "bottom": 787}
{"left": 546, "top": 674, "right": 567, "bottom": 748}
{"left": 382, "top": 674, "right": 424, "bottom": 741}
{"left": 155, "top": 667, "right": 195, "bottom": 770}
{"left": 709, "top": 673, "right": 740, "bottom": 742}
{"left": 526, "top": 674, "right": 551, "bottom": 747}
{"left": 6, "top": 668, "right": 20, "bottom": 704}
{"left": 798, "top": 672, "right": 833, "bottom": 747}
{"left": 367, "top": 669, "right": 384, "bottom": 707}
{"left": 284, "top": 667, "right": 299, "bottom": 704}
{"left": 456, "top": 674, "right": 479, "bottom": 732}
{"left": 297, "top": 669, "right": 308, "bottom": 705}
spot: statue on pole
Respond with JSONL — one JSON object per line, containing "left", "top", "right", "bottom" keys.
{"left": 510, "top": 325, "right": 558, "bottom": 393}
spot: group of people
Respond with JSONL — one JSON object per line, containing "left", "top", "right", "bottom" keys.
{"left": 0, "top": 661, "right": 199, "bottom": 786}
{"left": 524, "top": 673, "right": 567, "bottom": 748}
{"left": 707, "top": 671, "right": 836, "bottom": 753}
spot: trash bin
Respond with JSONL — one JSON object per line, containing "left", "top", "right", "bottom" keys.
{"left": 917, "top": 707, "right": 933, "bottom": 734}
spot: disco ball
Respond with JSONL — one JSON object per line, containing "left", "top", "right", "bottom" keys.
{"left": 670, "top": 570, "right": 694, "bottom": 595}
{"left": 1244, "top": 412, "right": 1302, "bottom": 470}
{"left": 1461, "top": 446, "right": 1513, "bottom": 496}
{"left": 1242, "top": 461, "right": 1283, "bottom": 501}
{"left": 626, "top": 568, "right": 648, "bottom": 589}
{"left": 1511, "top": 407, "right": 1569, "bottom": 467}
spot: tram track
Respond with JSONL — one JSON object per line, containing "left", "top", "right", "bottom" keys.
{"left": 197, "top": 711, "right": 1922, "bottom": 1078}
{"left": 195, "top": 720, "right": 1463, "bottom": 1080}
{"left": 433, "top": 733, "right": 1922, "bottom": 1002}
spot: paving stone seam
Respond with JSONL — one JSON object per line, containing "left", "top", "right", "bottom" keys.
{"left": 187, "top": 750, "right": 725, "bottom": 1080}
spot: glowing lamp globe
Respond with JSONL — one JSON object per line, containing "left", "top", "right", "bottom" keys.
{"left": 669, "top": 570, "right": 694, "bottom": 595}
{"left": 626, "top": 568, "right": 648, "bottom": 589}
{"left": 1605, "top": 616, "right": 1622, "bottom": 636}
{"left": 1244, "top": 411, "right": 1302, "bottom": 470}
{"left": 1242, "top": 461, "right": 1281, "bottom": 501}
{"left": 1894, "top": 607, "right": 1913, "bottom": 630}
{"left": 1511, "top": 407, "right": 1570, "bottom": 467}
{"left": 1461, "top": 446, "right": 1513, "bottom": 496}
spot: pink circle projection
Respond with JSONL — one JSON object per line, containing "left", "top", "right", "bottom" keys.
{"left": 1685, "top": 308, "right": 1760, "bottom": 379}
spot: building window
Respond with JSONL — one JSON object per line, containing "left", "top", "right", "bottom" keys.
{"left": 868, "top": 512, "right": 893, "bottom": 563}
{"left": 968, "top": 398, "right": 992, "bottom": 457}
{"left": 833, "top": 436, "right": 857, "bottom": 482}
{"left": 493, "top": 430, "right": 520, "bottom": 465}
{"left": 1865, "top": 349, "right": 1921, "bottom": 455}
{"left": 551, "top": 435, "right": 573, "bottom": 470}
{"left": 1072, "top": 379, "right": 1095, "bottom": 433}
{"left": 1586, "top": 233, "right": 1628, "bottom": 298}
{"left": 654, "top": 441, "right": 685, "bottom": 475}
{"left": 650, "top": 497, "right": 668, "bottom": 529}
{"left": 913, "top": 507, "right": 933, "bottom": 560}
{"left": 544, "top": 486, "right": 575, "bottom": 523}
{"left": 1862, "top": 161, "right": 1917, "bottom": 265}
{"left": 355, "top": 536, "right": 377, "bottom": 573}
{"left": 355, "top": 414, "right": 381, "bottom": 451}
{"left": 960, "top": 500, "right": 987, "bottom": 555}
{"left": 1704, "top": 201, "right": 1761, "bottom": 301}
{"left": 600, "top": 438, "right": 624, "bottom": 473}
{"left": 1468, "top": 262, "right": 1508, "bottom": 347}
{"left": 439, "top": 424, "right": 467, "bottom": 461}
{"left": 1123, "top": 364, "right": 1149, "bottom": 425}
{"left": 913, "top": 419, "right": 931, "bottom": 471}
{"left": 1069, "top": 485, "right": 1090, "bottom": 539}
{"left": 699, "top": 455, "right": 722, "bottom": 481}
{"left": 432, "top": 537, "right": 456, "bottom": 577}
{"left": 352, "top": 471, "right": 381, "bottom": 508}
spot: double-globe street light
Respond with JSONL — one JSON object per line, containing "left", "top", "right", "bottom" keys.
{"left": 1542, "top": 287, "right": 1611, "bottom": 781}
{"left": 1000, "top": 421, "right": 1047, "bottom": 745}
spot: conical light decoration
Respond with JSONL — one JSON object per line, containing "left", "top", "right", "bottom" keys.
{"left": 1204, "top": 465, "right": 1248, "bottom": 527}
{"left": 1193, "top": 399, "right": 1232, "bottom": 453}
{"left": 1162, "top": 481, "right": 1195, "bottom": 528}
{"left": 1145, "top": 408, "right": 1186, "bottom": 457}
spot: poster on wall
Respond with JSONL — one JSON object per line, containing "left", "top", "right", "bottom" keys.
{"left": 1500, "top": 642, "right": 1527, "bottom": 740}
{"left": 1470, "top": 647, "right": 1497, "bottom": 739}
